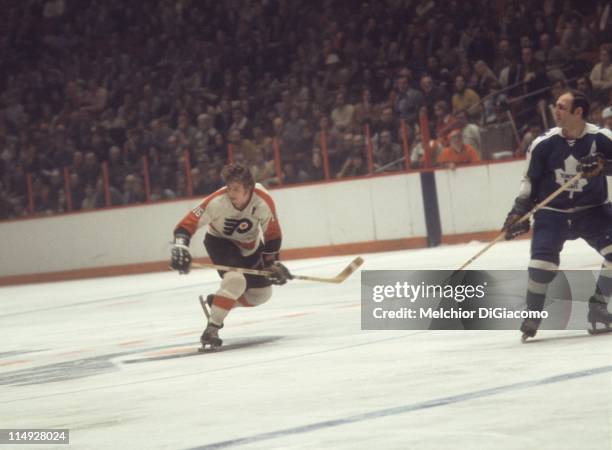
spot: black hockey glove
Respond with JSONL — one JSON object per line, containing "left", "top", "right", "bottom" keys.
{"left": 170, "top": 234, "right": 192, "bottom": 274}
{"left": 266, "top": 261, "right": 293, "bottom": 285}
{"left": 502, "top": 197, "right": 533, "bottom": 240}
{"left": 578, "top": 153, "right": 604, "bottom": 179}
{"left": 260, "top": 252, "right": 292, "bottom": 285}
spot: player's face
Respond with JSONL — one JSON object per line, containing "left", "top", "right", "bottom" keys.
{"left": 226, "top": 181, "right": 251, "bottom": 209}
{"left": 554, "top": 93, "right": 578, "bottom": 128}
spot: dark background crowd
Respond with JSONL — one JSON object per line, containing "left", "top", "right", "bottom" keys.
{"left": 0, "top": 0, "right": 611, "bottom": 219}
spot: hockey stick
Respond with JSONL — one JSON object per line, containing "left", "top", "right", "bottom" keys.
{"left": 198, "top": 295, "right": 210, "bottom": 319}
{"left": 452, "top": 172, "right": 583, "bottom": 274}
{"left": 191, "top": 256, "right": 364, "bottom": 284}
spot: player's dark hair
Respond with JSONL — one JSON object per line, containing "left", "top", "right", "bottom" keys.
{"left": 565, "top": 89, "right": 590, "bottom": 119}
{"left": 221, "top": 163, "right": 255, "bottom": 189}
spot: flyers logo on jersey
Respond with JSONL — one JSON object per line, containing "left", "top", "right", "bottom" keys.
{"left": 223, "top": 218, "right": 253, "bottom": 235}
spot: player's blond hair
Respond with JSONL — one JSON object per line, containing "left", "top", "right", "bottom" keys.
{"left": 221, "top": 163, "right": 255, "bottom": 189}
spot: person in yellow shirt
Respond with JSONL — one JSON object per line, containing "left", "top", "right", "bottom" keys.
{"left": 451, "top": 75, "right": 482, "bottom": 123}
{"left": 436, "top": 129, "right": 480, "bottom": 169}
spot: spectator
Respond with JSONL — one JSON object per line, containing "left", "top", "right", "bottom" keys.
{"left": 534, "top": 33, "right": 569, "bottom": 81}
{"left": 68, "top": 173, "right": 85, "bottom": 210}
{"left": 455, "top": 111, "right": 482, "bottom": 156}
{"left": 330, "top": 91, "right": 355, "bottom": 131}
{"left": 374, "top": 129, "right": 403, "bottom": 172}
{"left": 80, "top": 151, "right": 100, "bottom": 187}
{"left": 436, "top": 34, "right": 462, "bottom": 73}
{"left": 199, "top": 167, "right": 225, "bottom": 195}
{"left": 590, "top": 45, "right": 612, "bottom": 102}
{"left": 372, "top": 105, "right": 400, "bottom": 145}
{"left": 107, "top": 145, "right": 128, "bottom": 190}
{"left": 283, "top": 107, "right": 305, "bottom": 152}
{"left": 576, "top": 75, "right": 595, "bottom": 102}
{"left": 227, "top": 106, "right": 252, "bottom": 140}
{"left": 353, "top": 88, "right": 379, "bottom": 127}
{"left": 228, "top": 129, "right": 257, "bottom": 167}
{"left": 493, "top": 38, "right": 514, "bottom": 76}
{"left": 518, "top": 121, "right": 543, "bottom": 157}
{"left": 394, "top": 75, "right": 424, "bottom": 125}
{"left": 193, "top": 114, "right": 219, "bottom": 155}
{"left": 436, "top": 129, "right": 480, "bottom": 169}
{"left": 337, "top": 152, "right": 367, "bottom": 178}
{"left": 515, "top": 46, "right": 550, "bottom": 119}
{"left": 602, "top": 107, "right": 612, "bottom": 131}
{"left": 122, "top": 174, "right": 145, "bottom": 204}
{"left": 81, "top": 183, "right": 97, "bottom": 210}
{"left": 452, "top": 75, "right": 481, "bottom": 123}
{"left": 301, "top": 150, "right": 325, "bottom": 181}
{"left": 434, "top": 100, "right": 459, "bottom": 143}
{"left": 559, "top": 12, "right": 595, "bottom": 56}
{"left": 34, "top": 182, "right": 59, "bottom": 215}
{"left": 79, "top": 79, "right": 108, "bottom": 115}
{"left": 420, "top": 74, "right": 447, "bottom": 122}
{"left": 410, "top": 132, "right": 444, "bottom": 169}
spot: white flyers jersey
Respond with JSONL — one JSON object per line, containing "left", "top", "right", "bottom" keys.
{"left": 175, "top": 183, "right": 282, "bottom": 256}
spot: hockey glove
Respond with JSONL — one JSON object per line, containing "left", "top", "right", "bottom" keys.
{"left": 578, "top": 153, "right": 604, "bottom": 179}
{"left": 502, "top": 197, "right": 533, "bottom": 240}
{"left": 259, "top": 251, "right": 292, "bottom": 285}
{"left": 170, "top": 234, "right": 192, "bottom": 274}
{"left": 266, "top": 261, "right": 293, "bottom": 285}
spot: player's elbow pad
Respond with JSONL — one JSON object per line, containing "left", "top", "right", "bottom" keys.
{"left": 263, "top": 238, "right": 281, "bottom": 255}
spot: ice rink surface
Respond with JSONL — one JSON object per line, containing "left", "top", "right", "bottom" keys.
{"left": 1, "top": 239, "right": 611, "bottom": 450}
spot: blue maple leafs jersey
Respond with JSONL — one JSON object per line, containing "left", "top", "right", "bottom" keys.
{"left": 523, "top": 124, "right": 612, "bottom": 212}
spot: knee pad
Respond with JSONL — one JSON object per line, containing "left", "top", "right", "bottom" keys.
{"left": 240, "top": 287, "right": 272, "bottom": 307}
{"left": 217, "top": 271, "right": 247, "bottom": 300}
{"left": 527, "top": 261, "right": 558, "bottom": 297}
{"left": 209, "top": 272, "right": 248, "bottom": 326}
{"left": 528, "top": 260, "right": 558, "bottom": 283}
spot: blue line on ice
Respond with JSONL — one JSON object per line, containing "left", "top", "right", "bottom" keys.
{"left": 188, "top": 365, "right": 612, "bottom": 450}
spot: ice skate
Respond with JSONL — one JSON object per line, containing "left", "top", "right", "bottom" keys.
{"left": 587, "top": 298, "right": 612, "bottom": 335}
{"left": 520, "top": 317, "right": 542, "bottom": 342}
{"left": 199, "top": 322, "right": 223, "bottom": 351}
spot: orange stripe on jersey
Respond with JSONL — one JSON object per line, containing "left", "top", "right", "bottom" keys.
{"left": 232, "top": 239, "right": 257, "bottom": 250}
{"left": 212, "top": 295, "right": 235, "bottom": 311}
{"left": 174, "top": 187, "right": 228, "bottom": 236}
{"left": 254, "top": 187, "right": 277, "bottom": 214}
{"left": 202, "top": 187, "right": 228, "bottom": 209}
{"left": 254, "top": 187, "right": 282, "bottom": 241}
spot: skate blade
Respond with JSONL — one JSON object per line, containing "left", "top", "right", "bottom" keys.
{"left": 198, "top": 343, "right": 222, "bottom": 353}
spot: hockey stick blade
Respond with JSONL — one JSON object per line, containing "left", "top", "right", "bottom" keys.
{"left": 292, "top": 256, "right": 364, "bottom": 284}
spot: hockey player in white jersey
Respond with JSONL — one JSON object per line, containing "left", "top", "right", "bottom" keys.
{"left": 170, "top": 164, "right": 291, "bottom": 348}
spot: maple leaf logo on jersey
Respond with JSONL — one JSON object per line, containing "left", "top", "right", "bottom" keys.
{"left": 554, "top": 155, "right": 587, "bottom": 198}
{"left": 223, "top": 218, "right": 253, "bottom": 235}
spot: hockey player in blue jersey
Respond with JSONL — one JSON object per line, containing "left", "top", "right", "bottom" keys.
{"left": 503, "top": 89, "right": 612, "bottom": 340}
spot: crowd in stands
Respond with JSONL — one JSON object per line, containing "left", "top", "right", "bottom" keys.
{"left": 1, "top": 0, "right": 611, "bottom": 219}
